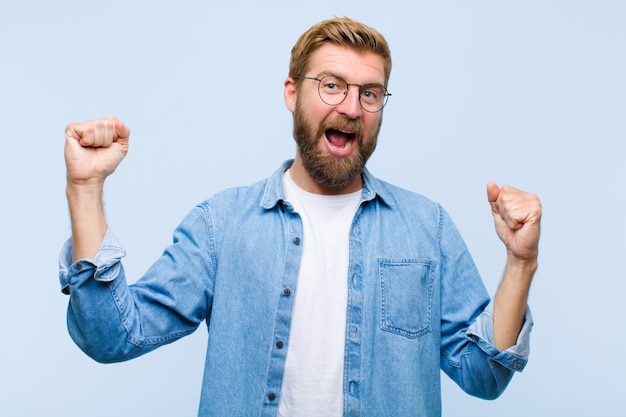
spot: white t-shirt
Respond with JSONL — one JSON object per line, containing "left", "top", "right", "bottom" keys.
{"left": 278, "top": 170, "right": 361, "bottom": 417}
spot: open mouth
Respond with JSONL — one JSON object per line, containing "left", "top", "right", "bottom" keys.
{"left": 325, "top": 128, "right": 356, "bottom": 150}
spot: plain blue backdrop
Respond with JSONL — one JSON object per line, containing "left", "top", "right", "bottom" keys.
{"left": 1, "top": 1, "right": 624, "bottom": 415}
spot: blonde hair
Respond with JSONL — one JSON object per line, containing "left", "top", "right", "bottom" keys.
{"left": 289, "top": 17, "right": 392, "bottom": 86}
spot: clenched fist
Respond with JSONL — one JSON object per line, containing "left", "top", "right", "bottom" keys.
{"left": 65, "top": 115, "right": 131, "bottom": 185}
{"left": 487, "top": 182, "right": 542, "bottom": 262}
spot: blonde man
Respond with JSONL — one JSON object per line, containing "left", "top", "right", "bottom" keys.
{"left": 61, "top": 17, "right": 541, "bottom": 417}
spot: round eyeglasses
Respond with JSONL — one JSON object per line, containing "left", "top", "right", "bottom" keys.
{"left": 295, "top": 75, "right": 391, "bottom": 113}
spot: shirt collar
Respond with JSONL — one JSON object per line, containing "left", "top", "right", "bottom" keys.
{"left": 260, "top": 159, "right": 394, "bottom": 210}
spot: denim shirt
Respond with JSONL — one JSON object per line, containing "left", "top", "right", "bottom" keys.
{"left": 59, "top": 160, "right": 532, "bottom": 417}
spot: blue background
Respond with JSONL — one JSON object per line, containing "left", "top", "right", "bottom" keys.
{"left": 1, "top": 1, "right": 624, "bottom": 415}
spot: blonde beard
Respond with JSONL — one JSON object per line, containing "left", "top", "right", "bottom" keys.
{"left": 292, "top": 102, "right": 381, "bottom": 191}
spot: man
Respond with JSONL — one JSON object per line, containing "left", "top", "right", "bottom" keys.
{"left": 60, "top": 17, "right": 541, "bottom": 417}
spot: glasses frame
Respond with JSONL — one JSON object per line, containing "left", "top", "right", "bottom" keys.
{"left": 295, "top": 75, "right": 391, "bottom": 113}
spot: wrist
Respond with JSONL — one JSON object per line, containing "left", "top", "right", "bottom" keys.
{"left": 504, "top": 252, "right": 538, "bottom": 288}
{"left": 506, "top": 247, "right": 538, "bottom": 270}
{"left": 507, "top": 255, "right": 537, "bottom": 273}
{"left": 66, "top": 178, "right": 105, "bottom": 199}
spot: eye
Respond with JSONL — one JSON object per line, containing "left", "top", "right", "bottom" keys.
{"left": 361, "top": 86, "right": 384, "bottom": 102}
{"left": 320, "top": 76, "right": 346, "bottom": 95}
{"left": 362, "top": 90, "right": 377, "bottom": 99}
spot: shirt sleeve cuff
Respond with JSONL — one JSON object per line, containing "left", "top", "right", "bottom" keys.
{"left": 58, "top": 228, "right": 127, "bottom": 295}
{"left": 466, "top": 299, "right": 534, "bottom": 372}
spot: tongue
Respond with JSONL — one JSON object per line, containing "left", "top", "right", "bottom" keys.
{"left": 326, "top": 129, "right": 349, "bottom": 148}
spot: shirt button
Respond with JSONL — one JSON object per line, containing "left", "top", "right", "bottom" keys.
{"left": 268, "top": 392, "right": 276, "bottom": 401}
{"left": 276, "top": 341, "right": 284, "bottom": 349}
{"left": 75, "top": 262, "right": 83, "bottom": 270}
{"left": 283, "top": 288, "right": 291, "bottom": 296}
{"left": 350, "top": 326, "right": 357, "bottom": 337}
{"left": 293, "top": 237, "right": 301, "bottom": 245}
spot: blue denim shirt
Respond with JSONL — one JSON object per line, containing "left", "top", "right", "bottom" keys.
{"left": 59, "top": 160, "right": 532, "bottom": 417}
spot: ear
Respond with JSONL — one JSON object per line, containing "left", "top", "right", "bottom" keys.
{"left": 284, "top": 76, "right": 297, "bottom": 113}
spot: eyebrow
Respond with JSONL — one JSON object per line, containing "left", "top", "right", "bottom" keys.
{"left": 315, "top": 71, "right": 386, "bottom": 87}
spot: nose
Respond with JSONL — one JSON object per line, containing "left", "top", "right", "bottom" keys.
{"left": 335, "top": 85, "right": 362, "bottom": 119}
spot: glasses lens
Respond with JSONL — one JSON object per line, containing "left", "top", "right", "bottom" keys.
{"left": 318, "top": 76, "right": 348, "bottom": 106}
{"left": 360, "top": 84, "right": 388, "bottom": 112}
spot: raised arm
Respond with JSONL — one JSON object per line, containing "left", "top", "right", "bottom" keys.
{"left": 487, "top": 182, "right": 542, "bottom": 351}
{"left": 64, "top": 115, "right": 130, "bottom": 261}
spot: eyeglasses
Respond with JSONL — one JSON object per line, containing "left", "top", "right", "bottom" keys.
{"left": 295, "top": 75, "right": 391, "bottom": 113}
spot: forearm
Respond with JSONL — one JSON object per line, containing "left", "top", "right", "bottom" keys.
{"left": 493, "top": 255, "right": 537, "bottom": 351}
{"left": 66, "top": 181, "right": 107, "bottom": 262}
{"left": 63, "top": 115, "right": 131, "bottom": 262}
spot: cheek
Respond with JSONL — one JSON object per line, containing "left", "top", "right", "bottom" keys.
{"left": 363, "top": 114, "right": 382, "bottom": 136}
{"left": 297, "top": 96, "right": 329, "bottom": 125}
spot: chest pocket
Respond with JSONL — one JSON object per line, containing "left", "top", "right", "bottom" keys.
{"left": 379, "top": 258, "right": 435, "bottom": 339}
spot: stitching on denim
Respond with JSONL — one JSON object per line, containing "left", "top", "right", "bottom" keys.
{"left": 107, "top": 278, "right": 193, "bottom": 348}
{"left": 379, "top": 258, "right": 435, "bottom": 339}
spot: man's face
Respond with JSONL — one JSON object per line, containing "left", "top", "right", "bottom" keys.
{"left": 285, "top": 43, "right": 385, "bottom": 194}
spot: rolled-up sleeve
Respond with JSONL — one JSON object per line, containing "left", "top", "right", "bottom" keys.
{"left": 58, "top": 228, "right": 126, "bottom": 295}
{"left": 466, "top": 300, "right": 533, "bottom": 372}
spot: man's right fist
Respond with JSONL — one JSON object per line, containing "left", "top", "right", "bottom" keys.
{"left": 65, "top": 115, "right": 131, "bottom": 184}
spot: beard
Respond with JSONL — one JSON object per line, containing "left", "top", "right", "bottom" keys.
{"left": 292, "top": 101, "right": 381, "bottom": 191}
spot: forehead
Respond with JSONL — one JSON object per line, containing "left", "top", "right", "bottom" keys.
{"left": 307, "top": 43, "right": 386, "bottom": 85}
